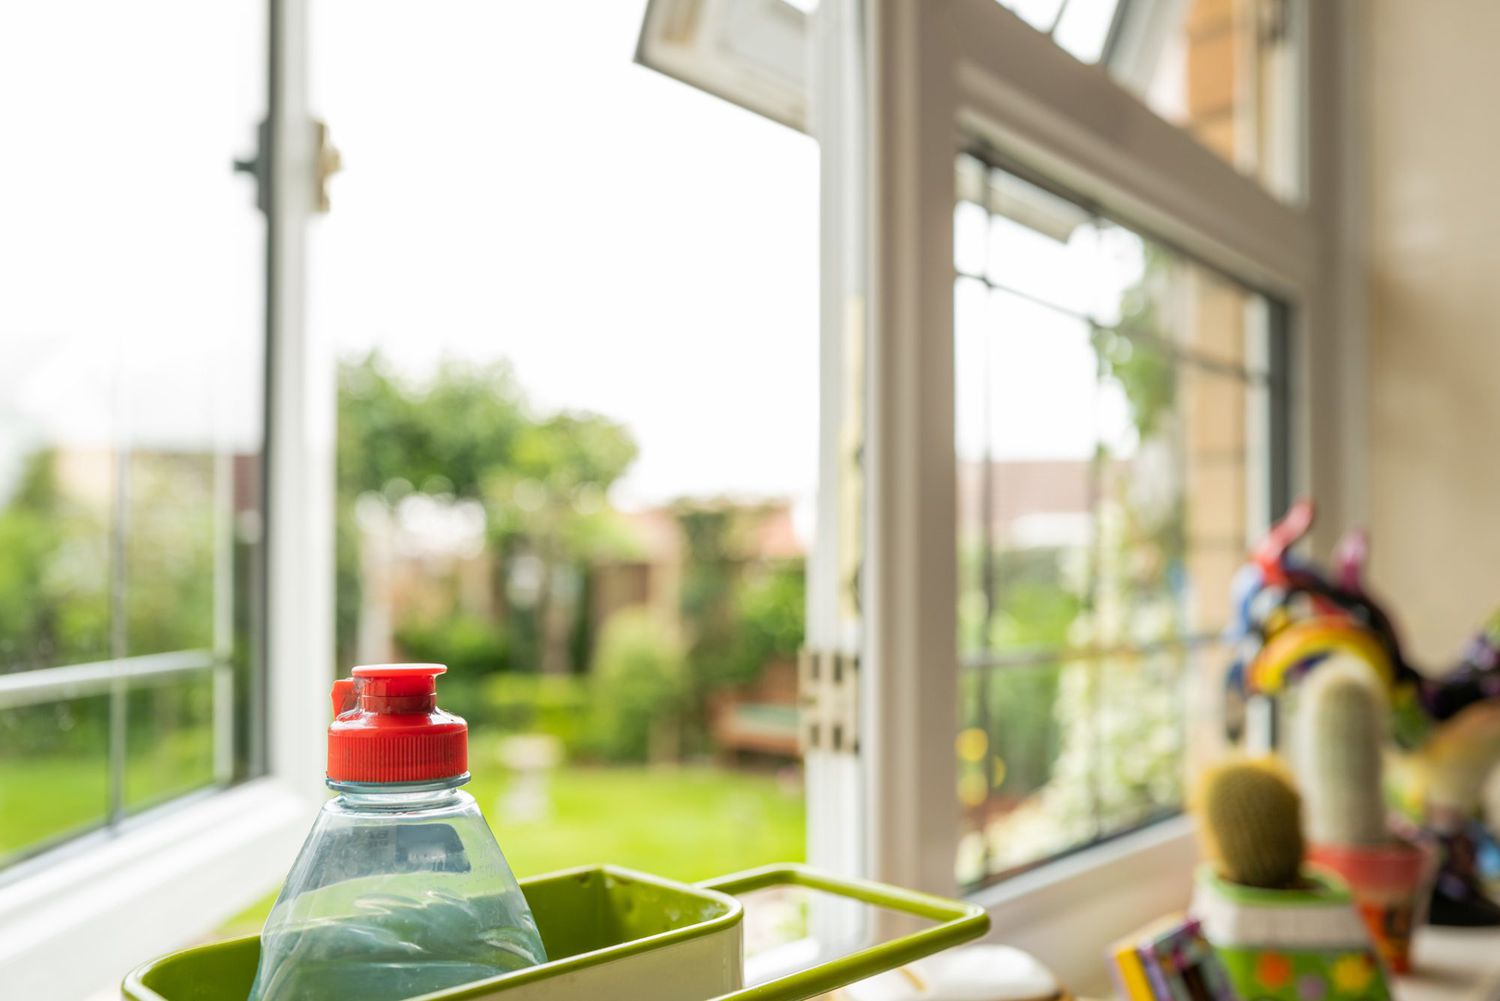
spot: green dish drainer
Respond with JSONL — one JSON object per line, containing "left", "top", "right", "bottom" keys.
{"left": 124, "top": 863, "right": 989, "bottom": 1001}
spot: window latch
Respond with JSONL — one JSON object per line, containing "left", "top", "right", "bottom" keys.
{"left": 232, "top": 118, "right": 342, "bottom": 215}
{"left": 799, "top": 648, "right": 859, "bottom": 754}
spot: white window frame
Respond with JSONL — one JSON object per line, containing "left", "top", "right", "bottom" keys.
{"left": 0, "top": 1, "right": 332, "bottom": 996}
{"left": 853, "top": 0, "right": 1364, "bottom": 987}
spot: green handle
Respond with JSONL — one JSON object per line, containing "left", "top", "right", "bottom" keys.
{"left": 697, "top": 864, "right": 989, "bottom": 1001}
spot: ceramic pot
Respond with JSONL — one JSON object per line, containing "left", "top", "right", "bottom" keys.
{"left": 1309, "top": 839, "right": 1435, "bottom": 973}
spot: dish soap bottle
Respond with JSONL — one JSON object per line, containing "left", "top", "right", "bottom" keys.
{"left": 247, "top": 664, "right": 547, "bottom": 1001}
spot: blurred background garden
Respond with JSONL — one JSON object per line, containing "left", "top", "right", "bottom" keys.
{"left": 0, "top": 351, "right": 810, "bottom": 896}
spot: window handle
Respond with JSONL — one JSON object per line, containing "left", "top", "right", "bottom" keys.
{"left": 231, "top": 118, "right": 342, "bottom": 215}
{"left": 312, "top": 119, "right": 342, "bottom": 214}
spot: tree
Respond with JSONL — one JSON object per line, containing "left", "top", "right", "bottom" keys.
{"left": 485, "top": 413, "right": 640, "bottom": 675}
{"left": 334, "top": 352, "right": 640, "bottom": 676}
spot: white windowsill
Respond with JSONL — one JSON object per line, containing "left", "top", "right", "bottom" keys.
{"left": 967, "top": 815, "right": 1200, "bottom": 995}
{"left": 1399, "top": 929, "right": 1500, "bottom": 1001}
{"left": 0, "top": 779, "right": 317, "bottom": 1001}
{"left": 962, "top": 818, "right": 1500, "bottom": 1001}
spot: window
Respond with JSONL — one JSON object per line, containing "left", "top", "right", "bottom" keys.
{"left": 853, "top": 5, "right": 1337, "bottom": 975}
{"left": 0, "top": 0, "right": 268, "bottom": 870}
{"left": 990, "top": 0, "right": 1305, "bottom": 203}
{"left": 1120, "top": 0, "right": 1303, "bottom": 203}
{"left": 951, "top": 156, "right": 1287, "bottom": 887}
{"left": 991, "top": 0, "right": 1124, "bottom": 64}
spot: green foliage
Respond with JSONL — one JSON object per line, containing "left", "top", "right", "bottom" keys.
{"left": 0, "top": 452, "right": 112, "bottom": 673}
{"left": 1299, "top": 659, "right": 1390, "bottom": 846}
{"left": 725, "top": 565, "right": 805, "bottom": 688}
{"left": 393, "top": 614, "right": 510, "bottom": 722}
{"left": 337, "top": 353, "right": 530, "bottom": 501}
{"left": 674, "top": 505, "right": 742, "bottom": 696}
{"left": 482, "top": 672, "right": 593, "bottom": 756}
{"left": 588, "top": 608, "right": 687, "bottom": 763}
{"left": 1198, "top": 759, "right": 1306, "bottom": 889}
{"left": 334, "top": 352, "right": 641, "bottom": 672}
{"left": 122, "top": 453, "right": 214, "bottom": 655}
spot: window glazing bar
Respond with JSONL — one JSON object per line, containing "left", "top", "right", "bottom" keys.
{"left": 0, "top": 650, "right": 217, "bottom": 710}
{"left": 960, "top": 633, "right": 1222, "bottom": 672}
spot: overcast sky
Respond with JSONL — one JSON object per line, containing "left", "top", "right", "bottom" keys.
{"left": 1, "top": 0, "right": 820, "bottom": 511}
{"left": 2, "top": 0, "right": 1148, "bottom": 514}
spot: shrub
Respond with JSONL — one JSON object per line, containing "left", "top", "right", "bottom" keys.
{"left": 589, "top": 608, "right": 687, "bottom": 763}
{"left": 394, "top": 613, "right": 510, "bottom": 722}
{"left": 480, "top": 672, "right": 593, "bottom": 755}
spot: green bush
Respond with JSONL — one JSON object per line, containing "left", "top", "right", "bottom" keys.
{"left": 394, "top": 613, "right": 510, "bottom": 722}
{"left": 480, "top": 672, "right": 593, "bottom": 755}
{"left": 588, "top": 608, "right": 687, "bottom": 763}
{"left": 728, "top": 565, "right": 804, "bottom": 686}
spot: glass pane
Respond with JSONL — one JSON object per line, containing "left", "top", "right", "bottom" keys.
{"left": 957, "top": 285, "right": 1096, "bottom": 661}
{"left": 1123, "top": 0, "right": 1302, "bottom": 202}
{"left": 1093, "top": 646, "right": 1186, "bottom": 832}
{"left": 955, "top": 159, "right": 1284, "bottom": 887}
{"left": 1053, "top": 0, "right": 1122, "bottom": 63}
{"left": 958, "top": 659, "right": 1100, "bottom": 883}
{"left": 997, "top": 0, "right": 1067, "bottom": 32}
{"left": 125, "top": 453, "right": 218, "bottom": 656}
{"left": 125, "top": 672, "right": 220, "bottom": 812}
{"left": 0, "top": 0, "right": 267, "bottom": 868}
{"left": 0, "top": 695, "right": 110, "bottom": 864}
{"left": 0, "top": 447, "right": 115, "bottom": 673}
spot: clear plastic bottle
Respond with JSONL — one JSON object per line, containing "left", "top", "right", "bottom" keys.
{"left": 247, "top": 664, "right": 547, "bottom": 1001}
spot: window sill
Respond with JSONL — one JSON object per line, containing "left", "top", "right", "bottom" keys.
{"left": 1399, "top": 929, "right": 1500, "bottom": 1001}
{"left": 0, "top": 778, "right": 317, "bottom": 1001}
{"left": 966, "top": 814, "right": 1198, "bottom": 994}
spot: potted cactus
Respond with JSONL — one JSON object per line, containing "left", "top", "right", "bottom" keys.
{"left": 1298, "top": 658, "right": 1435, "bottom": 973}
{"left": 1191, "top": 758, "right": 1392, "bottom": 1000}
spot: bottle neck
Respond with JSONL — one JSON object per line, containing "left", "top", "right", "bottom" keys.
{"left": 328, "top": 773, "right": 470, "bottom": 810}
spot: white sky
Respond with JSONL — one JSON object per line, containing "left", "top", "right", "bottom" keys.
{"left": 1, "top": 0, "right": 1146, "bottom": 511}
{"left": 308, "top": 0, "right": 820, "bottom": 508}
{"left": 0, "top": 0, "right": 820, "bottom": 510}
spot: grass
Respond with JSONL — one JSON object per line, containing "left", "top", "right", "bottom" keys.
{"left": 2, "top": 731, "right": 806, "bottom": 939}
{"left": 217, "top": 748, "right": 805, "bottom": 937}
{"left": 0, "top": 727, "right": 215, "bottom": 863}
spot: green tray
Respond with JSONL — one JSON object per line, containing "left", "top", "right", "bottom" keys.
{"left": 123, "top": 863, "right": 988, "bottom": 1001}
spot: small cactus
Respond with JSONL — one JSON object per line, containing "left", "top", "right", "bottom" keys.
{"left": 1298, "top": 657, "right": 1391, "bottom": 846}
{"left": 1197, "top": 759, "right": 1305, "bottom": 889}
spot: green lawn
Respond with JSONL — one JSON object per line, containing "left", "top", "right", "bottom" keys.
{"left": 2, "top": 732, "right": 805, "bottom": 939}
{"left": 218, "top": 757, "right": 805, "bottom": 937}
{"left": 0, "top": 727, "right": 215, "bottom": 863}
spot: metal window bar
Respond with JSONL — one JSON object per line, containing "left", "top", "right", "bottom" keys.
{"left": 954, "top": 261, "right": 1273, "bottom": 385}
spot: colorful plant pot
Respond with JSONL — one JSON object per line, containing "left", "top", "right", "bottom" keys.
{"left": 1309, "top": 839, "right": 1435, "bottom": 973}
{"left": 1191, "top": 866, "right": 1391, "bottom": 1001}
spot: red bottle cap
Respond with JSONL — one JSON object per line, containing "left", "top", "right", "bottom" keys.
{"left": 326, "top": 664, "right": 468, "bottom": 784}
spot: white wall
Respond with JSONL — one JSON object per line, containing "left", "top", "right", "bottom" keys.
{"left": 1365, "top": 0, "right": 1500, "bottom": 666}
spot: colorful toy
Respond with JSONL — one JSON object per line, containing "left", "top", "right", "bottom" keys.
{"left": 1223, "top": 499, "right": 1500, "bottom": 927}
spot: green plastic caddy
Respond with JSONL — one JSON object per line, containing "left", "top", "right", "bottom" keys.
{"left": 124, "top": 863, "right": 989, "bottom": 1001}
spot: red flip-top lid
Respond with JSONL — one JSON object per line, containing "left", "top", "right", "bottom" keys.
{"left": 327, "top": 664, "right": 468, "bottom": 783}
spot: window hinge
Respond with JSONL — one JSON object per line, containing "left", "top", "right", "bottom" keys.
{"left": 798, "top": 648, "right": 859, "bottom": 754}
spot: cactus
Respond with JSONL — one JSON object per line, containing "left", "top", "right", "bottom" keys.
{"left": 1298, "top": 656, "right": 1391, "bottom": 846}
{"left": 1197, "top": 759, "right": 1306, "bottom": 889}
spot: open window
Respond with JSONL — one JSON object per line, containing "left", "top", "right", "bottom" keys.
{"left": 1, "top": 0, "right": 1353, "bottom": 996}
{"left": 0, "top": 2, "right": 330, "bottom": 996}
